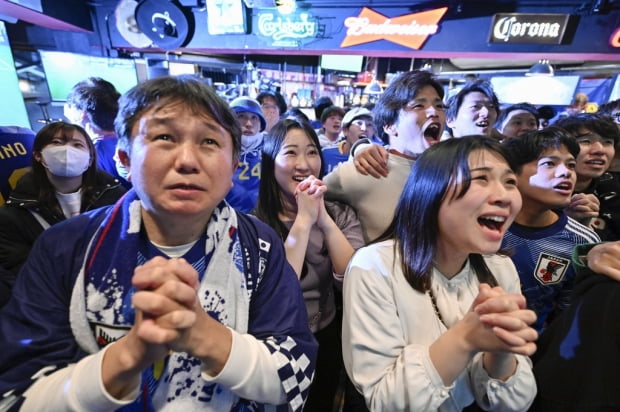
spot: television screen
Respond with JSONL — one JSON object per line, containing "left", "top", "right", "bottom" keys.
{"left": 39, "top": 51, "right": 138, "bottom": 101}
{"left": 320, "top": 54, "right": 364, "bottom": 73}
{"left": 490, "top": 75, "right": 580, "bottom": 106}
{"left": 0, "top": 22, "right": 30, "bottom": 128}
{"left": 168, "top": 62, "right": 197, "bottom": 76}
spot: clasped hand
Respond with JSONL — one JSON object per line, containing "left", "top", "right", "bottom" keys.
{"left": 128, "top": 256, "right": 206, "bottom": 365}
{"left": 464, "top": 284, "right": 538, "bottom": 356}
{"left": 294, "top": 175, "right": 328, "bottom": 227}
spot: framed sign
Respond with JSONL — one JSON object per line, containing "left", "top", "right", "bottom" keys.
{"left": 207, "top": 0, "right": 247, "bottom": 34}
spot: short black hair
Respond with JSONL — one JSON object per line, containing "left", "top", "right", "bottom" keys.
{"left": 502, "top": 126, "right": 580, "bottom": 173}
{"left": 446, "top": 79, "right": 499, "bottom": 122}
{"left": 115, "top": 75, "right": 241, "bottom": 159}
{"left": 495, "top": 102, "right": 539, "bottom": 128}
{"left": 555, "top": 112, "right": 620, "bottom": 146}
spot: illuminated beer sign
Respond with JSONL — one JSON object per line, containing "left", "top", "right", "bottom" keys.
{"left": 340, "top": 7, "right": 447, "bottom": 50}
{"left": 489, "top": 13, "right": 570, "bottom": 44}
{"left": 257, "top": 12, "right": 317, "bottom": 47}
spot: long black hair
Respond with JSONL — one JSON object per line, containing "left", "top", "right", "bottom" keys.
{"left": 382, "top": 136, "right": 513, "bottom": 292}
{"left": 255, "top": 118, "right": 326, "bottom": 241}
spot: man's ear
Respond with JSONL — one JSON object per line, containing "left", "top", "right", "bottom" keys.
{"left": 117, "top": 149, "right": 131, "bottom": 181}
{"left": 383, "top": 124, "right": 397, "bottom": 138}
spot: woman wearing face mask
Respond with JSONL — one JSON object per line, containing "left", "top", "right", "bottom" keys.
{"left": 0, "top": 122, "right": 126, "bottom": 304}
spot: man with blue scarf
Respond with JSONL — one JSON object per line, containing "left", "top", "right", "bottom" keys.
{"left": 0, "top": 76, "right": 317, "bottom": 411}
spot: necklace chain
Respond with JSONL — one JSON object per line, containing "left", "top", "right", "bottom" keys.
{"left": 427, "top": 289, "right": 447, "bottom": 328}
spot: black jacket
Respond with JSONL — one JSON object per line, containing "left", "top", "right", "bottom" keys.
{"left": 0, "top": 170, "right": 126, "bottom": 293}
{"left": 578, "top": 171, "right": 620, "bottom": 241}
{"left": 530, "top": 243, "right": 620, "bottom": 412}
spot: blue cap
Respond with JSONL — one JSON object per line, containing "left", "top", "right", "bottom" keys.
{"left": 229, "top": 97, "right": 266, "bottom": 132}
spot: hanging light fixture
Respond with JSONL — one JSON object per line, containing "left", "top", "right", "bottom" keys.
{"left": 363, "top": 77, "right": 383, "bottom": 95}
{"left": 526, "top": 60, "right": 554, "bottom": 77}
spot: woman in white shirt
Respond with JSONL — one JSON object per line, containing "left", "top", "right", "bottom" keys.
{"left": 342, "top": 136, "right": 538, "bottom": 411}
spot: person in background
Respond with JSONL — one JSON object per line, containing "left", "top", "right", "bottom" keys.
{"left": 0, "top": 75, "right": 317, "bottom": 411}
{"left": 323, "top": 70, "right": 446, "bottom": 243}
{"left": 0, "top": 125, "right": 35, "bottom": 206}
{"left": 322, "top": 107, "right": 375, "bottom": 175}
{"left": 495, "top": 102, "right": 539, "bottom": 139}
{"left": 343, "top": 136, "right": 537, "bottom": 411}
{"left": 317, "top": 105, "right": 345, "bottom": 148}
{"left": 311, "top": 96, "right": 334, "bottom": 129}
{"left": 0, "top": 121, "right": 125, "bottom": 305}
{"left": 64, "top": 77, "right": 130, "bottom": 188}
{"left": 529, "top": 240, "right": 620, "bottom": 411}
{"left": 445, "top": 79, "right": 502, "bottom": 139}
{"left": 284, "top": 107, "right": 311, "bottom": 124}
{"left": 225, "top": 96, "right": 266, "bottom": 213}
{"left": 596, "top": 98, "right": 620, "bottom": 172}
{"left": 501, "top": 127, "right": 601, "bottom": 332}
{"left": 562, "top": 92, "right": 589, "bottom": 117}
{"left": 257, "top": 90, "right": 286, "bottom": 133}
{"left": 556, "top": 113, "right": 620, "bottom": 240}
{"left": 537, "top": 105, "right": 557, "bottom": 129}
{"left": 255, "top": 118, "right": 364, "bottom": 411}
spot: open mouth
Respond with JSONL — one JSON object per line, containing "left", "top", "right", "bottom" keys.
{"left": 478, "top": 215, "right": 506, "bottom": 231}
{"left": 293, "top": 175, "right": 309, "bottom": 182}
{"left": 424, "top": 123, "right": 441, "bottom": 141}
{"left": 475, "top": 120, "right": 489, "bottom": 128}
{"left": 586, "top": 159, "right": 606, "bottom": 166}
{"left": 554, "top": 182, "right": 572, "bottom": 190}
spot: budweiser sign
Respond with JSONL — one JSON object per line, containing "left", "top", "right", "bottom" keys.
{"left": 340, "top": 7, "right": 447, "bottom": 50}
{"left": 489, "top": 13, "right": 570, "bottom": 44}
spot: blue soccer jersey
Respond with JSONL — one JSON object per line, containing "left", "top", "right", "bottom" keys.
{"left": 502, "top": 213, "right": 600, "bottom": 331}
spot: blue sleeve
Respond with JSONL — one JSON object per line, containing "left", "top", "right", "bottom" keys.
{"left": 0, "top": 214, "right": 99, "bottom": 405}
{"left": 240, "top": 215, "right": 318, "bottom": 411}
{"left": 226, "top": 152, "right": 261, "bottom": 213}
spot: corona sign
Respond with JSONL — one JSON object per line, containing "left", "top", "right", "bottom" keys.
{"left": 340, "top": 7, "right": 447, "bottom": 50}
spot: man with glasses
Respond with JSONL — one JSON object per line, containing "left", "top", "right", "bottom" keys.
{"left": 556, "top": 113, "right": 620, "bottom": 241}
{"left": 322, "top": 107, "right": 376, "bottom": 175}
{"left": 257, "top": 91, "right": 286, "bottom": 133}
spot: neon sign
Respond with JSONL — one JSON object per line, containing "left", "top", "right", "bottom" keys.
{"left": 340, "top": 7, "right": 447, "bottom": 50}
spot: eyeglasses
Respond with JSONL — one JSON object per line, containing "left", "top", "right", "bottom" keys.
{"left": 350, "top": 119, "right": 374, "bottom": 129}
{"left": 261, "top": 104, "right": 278, "bottom": 111}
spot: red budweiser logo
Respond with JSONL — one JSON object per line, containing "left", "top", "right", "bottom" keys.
{"left": 340, "top": 7, "right": 447, "bottom": 50}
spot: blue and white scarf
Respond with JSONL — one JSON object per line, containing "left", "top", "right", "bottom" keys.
{"left": 69, "top": 190, "right": 253, "bottom": 410}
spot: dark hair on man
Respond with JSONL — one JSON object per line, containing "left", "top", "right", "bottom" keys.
{"left": 502, "top": 126, "right": 580, "bottom": 173}
{"left": 556, "top": 112, "right": 620, "bottom": 146}
{"left": 31, "top": 121, "right": 99, "bottom": 212}
{"left": 66, "top": 77, "right": 120, "bottom": 131}
{"left": 257, "top": 90, "right": 287, "bottom": 115}
{"left": 597, "top": 99, "right": 620, "bottom": 116}
{"left": 373, "top": 70, "right": 444, "bottom": 136}
{"left": 284, "top": 107, "right": 311, "bottom": 125}
{"left": 445, "top": 79, "right": 500, "bottom": 122}
{"left": 495, "top": 102, "right": 539, "bottom": 128}
{"left": 115, "top": 75, "right": 241, "bottom": 159}
{"left": 380, "top": 136, "right": 507, "bottom": 292}
{"left": 537, "top": 105, "right": 556, "bottom": 121}
{"left": 255, "top": 118, "right": 325, "bottom": 241}
{"left": 313, "top": 96, "right": 334, "bottom": 120}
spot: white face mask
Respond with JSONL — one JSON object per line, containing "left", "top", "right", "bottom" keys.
{"left": 41, "top": 145, "right": 91, "bottom": 177}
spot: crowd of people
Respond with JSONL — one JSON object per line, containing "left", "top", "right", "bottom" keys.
{"left": 0, "top": 70, "right": 619, "bottom": 411}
